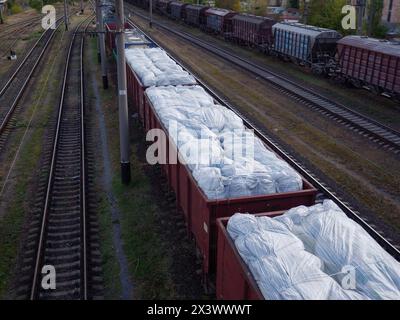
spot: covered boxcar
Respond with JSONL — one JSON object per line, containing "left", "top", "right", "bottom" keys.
{"left": 157, "top": 0, "right": 172, "bottom": 15}
{"left": 170, "top": 1, "right": 187, "bottom": 20}
{"left": 337, "top": 36, "right": 400, "bottom": 98}
{"left": 204, "top": 7, "right": 237, "bottom": 34}
{"left": 230, "top": 14, "right": 276, "bottom": 52}
{"left": 184, "top": 4, "right": 209, "bottom": 27}
{"left": 272, "top": 22, "right": 342, "bottom": 73}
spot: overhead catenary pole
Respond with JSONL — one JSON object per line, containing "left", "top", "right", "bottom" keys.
{"left": 64, "top": 0, "right": 69, "bottom": 30}
{"left": 356, "top": 0, "right": 366, "bottom": 35}
{"left": 149, "top": 0, "right": 153, "bottom": 28}
{"left": 96, "top": 0, "right": 108, "bottom": 88}
{"left": 115, "top": 0, "right": 131, "bottom": 184}
{"left": 81, "top": 0, "right": 84, "bottom": 13}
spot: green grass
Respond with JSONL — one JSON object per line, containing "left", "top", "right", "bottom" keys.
{"left": 0, "top": 28, "right": 65, "bottom": 298}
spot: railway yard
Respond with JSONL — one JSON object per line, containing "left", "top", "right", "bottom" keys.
{"left": 0, "top": 0, "right": 399, "bottom": 302}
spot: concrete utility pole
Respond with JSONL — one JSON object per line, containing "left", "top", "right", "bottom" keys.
{"left": 64, "top": 0, "right": 69, "bottom": 30}
{"left": 356, "top": 0, "right": 366, "bottom": 35}
{"left": 303, "top": 0, "right": 310, "bottom": 24}
{"left": 96, "top": 0, "right": 108, "bottom": 89}
{"left": 81, "top": 0, "right": 84, "bottom": 13}
{"left": 149, "top": 0, "right": 153, "bottom": 28}
{"left": 115, "top": 0, "right": 131, "bottom": 184}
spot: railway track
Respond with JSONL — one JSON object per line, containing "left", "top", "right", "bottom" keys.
{"left": 0, "top": 16, "right": 43, "bottom": 58}
{"left": 126, "top": 18, "right": 400, "bottom": 262}
{"left": 128, "top": 9, "right": 400, "bottom": 155}
{"left": 0, "top": 16, "right": 42, "bottom": 39}
{"left": 28, "top": 17, "right": 91, "bottom": 300}
{"left": 0, "top": 18, "right": 64, "bottom": 151}
{"left": 11, "top": 16, "right": 101, "bottom": 300}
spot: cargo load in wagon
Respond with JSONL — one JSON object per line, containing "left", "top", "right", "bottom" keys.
{"left": 143, "top": 85, "right": 317, "bottom": 275}
{"left": 125, "top": 47, "right": 197, "bottom": 117}
{"left": 217, "top": 200, "right": 400, "bottom": 300}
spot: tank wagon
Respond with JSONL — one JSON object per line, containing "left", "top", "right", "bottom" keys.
{"left": 204, "top": 7, "right": 237, "bottom": 34}
{"left": 337, "top": 36, "right": 400, "bottom": 99}
{"left": 184, "top": 4, "right": 209, "bottom": 27}
{"left": 229, "top": 14, "right": 276, "bottom": 52}
{"left": 272, "top": 22, "right": 342, "bottom": 74}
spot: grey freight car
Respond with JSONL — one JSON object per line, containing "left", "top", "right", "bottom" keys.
{"left": 272, "top": 22, "right": 342, "bottom": 73}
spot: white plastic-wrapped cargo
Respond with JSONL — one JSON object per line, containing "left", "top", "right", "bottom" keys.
{"left": 275, "top": 200, "right": 400, "bottom": 300}
{"left": 125, "top": 48, "right": 197, "bottom": 87}
{"left": 226, "top": 201, "right": 400, "bottom": 300}
{"left": 145, "top": 85, "right": 303, "bottom": 200}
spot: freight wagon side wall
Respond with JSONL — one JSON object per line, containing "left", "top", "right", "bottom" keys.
{"left": 232, "top": 18, "right": 274, "bottom": 47}
{"left": 185, "top": 7, "right": 201, "bottom": 26}
{"left": 273, "top": 28, "right": 311, "bottom": 62}
{"left": 338, "top": 43, "right": 400, "bottom": 94}
{"left": 206, "top": 14, "right": 223, "bottom": 33}
{"left": 170, "top": 3, "right": 187, "bottom": 20}
{"left": 216, "top": 213, "right": 284, "bottom": 300}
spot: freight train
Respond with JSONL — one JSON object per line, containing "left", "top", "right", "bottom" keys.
{"left": 126, "top": 0, "right": 400, "bottom": 101}
{"left": 104, "top": 18, "right": 400, "bottom": 299}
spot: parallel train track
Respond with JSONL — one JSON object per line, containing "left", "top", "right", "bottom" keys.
{"left": 12, "top": 12, "right": 102, "bottom": 300}
{"left": 125, "top": 17, "right": 400, "bottom": 261}
{"left": 0, "top": 18, "right": 63, "bottom": 150}
{"left": 26, "top": 17, "right": 93, "bottom": 299}
{"left": 0, "top": 16, "right": 43, "bottom": 58}
{"left": 129, "top": 8, "right": 400, "bottom": 154}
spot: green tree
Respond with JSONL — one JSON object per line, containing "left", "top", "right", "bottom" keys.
{"left": 367, "top": 0, "right": 387, "bottom": 37}
{"left": 215, "top": 0, "right": 241, "bottom": 11}
{"left": 289, "top": 0, "right": 299, "bottom": 8}
{"left": 305, "top": 0, "right": 358, "bottom": 34}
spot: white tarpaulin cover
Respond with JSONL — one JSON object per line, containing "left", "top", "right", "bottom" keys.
{"left": 146, "top": 85, "right": 303, "bottom": 200}
{"left": 227, "top": 200, "right": 400, "bottom": 300}
{"left": 125, "top": 47, "right": 197, "bottom": 87}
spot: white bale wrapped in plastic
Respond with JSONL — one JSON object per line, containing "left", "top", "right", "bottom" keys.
{"left": 227, "top": 213, "right": 366, "bottom": 300}
{"left": 192, "top": 167, "right": 225, "bottom": 200}
{"left": 275, "top": 200, "right": 400, "bottom": 300}
{"left": 145, "top": 85, "right": 303, "bottom": 200}
{"left": 125, "top": 48, "right": 197, "bottom": 87}
{"left": 146, "top": 85, "right": 214, "bottom": 112}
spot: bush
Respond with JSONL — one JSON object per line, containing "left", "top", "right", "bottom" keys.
{"left": 29, "top": 0, "right": 42, "bottom": 11}
{"left": 10, "top": 4, "right": 23, "bottom": 14}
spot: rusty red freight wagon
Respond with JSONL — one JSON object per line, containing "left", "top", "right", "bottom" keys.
{"left": 204, "top": 7, "right": 237, "bottom": 34}
{"left": 105, "top": 22, "right": 132, "bottom": 51}
{"left": 337, "top": 36, "right": 400, "bottom": 99}
{"left": 142, "top": 90, "right": 318, "bottom": 277}
{"left": 216, "top": 213, "right": 285, "bottom": 300}
{"left": 230, "top": 14, "right": 276, "bottom": 51}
